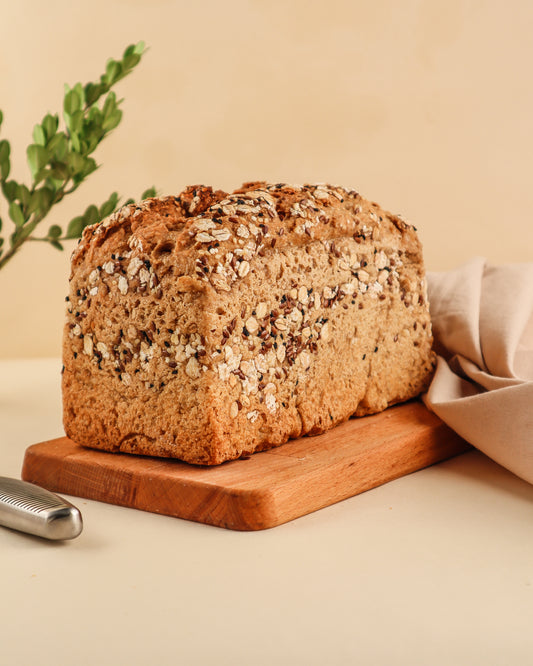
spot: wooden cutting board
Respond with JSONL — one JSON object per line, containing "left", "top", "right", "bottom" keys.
{"left": 21, "top": 401, "right": 469, "bottom": 531}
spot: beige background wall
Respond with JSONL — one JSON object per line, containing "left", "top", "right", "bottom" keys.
{"left": 0, "top": 0, "right": 531, "bottom": 358}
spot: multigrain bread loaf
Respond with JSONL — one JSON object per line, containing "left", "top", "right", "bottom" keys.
{"left": 62, "top": 182, "right": 435, "bottom": 464}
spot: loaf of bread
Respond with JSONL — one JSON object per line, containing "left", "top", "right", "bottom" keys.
{"left": 62, "top": 182, "right": 435, "bottom": 464}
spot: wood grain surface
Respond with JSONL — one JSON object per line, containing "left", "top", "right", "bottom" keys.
{"left": 21, "top": 401, "right": 470, "bottom": 530}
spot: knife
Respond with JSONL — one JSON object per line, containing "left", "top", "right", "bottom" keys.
{"left": 0, "top": 476, "right": 83, "bottom": 540}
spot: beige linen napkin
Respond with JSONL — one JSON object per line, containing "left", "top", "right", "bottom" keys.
{"left": 423, "top": 257, "right": 533, "bottom": 483}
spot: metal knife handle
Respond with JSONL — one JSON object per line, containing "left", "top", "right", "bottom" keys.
{"left": 0, "top": 476, "right": 82, "bottom": 540}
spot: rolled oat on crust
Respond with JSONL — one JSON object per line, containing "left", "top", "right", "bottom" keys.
{"left": 62, "top": 182, "right": 435, "bottom": 465}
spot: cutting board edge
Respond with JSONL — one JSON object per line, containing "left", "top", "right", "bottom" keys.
{"left": 20, "top": 439, "right": 288, "bottom": 531}
{"left": 20, "top": 423, "right": 471, "bottom": 531}
{"left": 258, "top": 421, "right": 472, "bottom": 528}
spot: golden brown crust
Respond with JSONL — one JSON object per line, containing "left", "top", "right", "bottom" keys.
{"left": 63, "top": 182, "right": 435, "bottom": 464}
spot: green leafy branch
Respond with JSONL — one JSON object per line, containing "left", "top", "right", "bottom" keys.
{"left": 0, "top": 42, "right": 156, "bottom": 271}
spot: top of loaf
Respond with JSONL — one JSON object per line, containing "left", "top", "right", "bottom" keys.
{"left": 70, "top": 182, "right": 419, "bottom": 293}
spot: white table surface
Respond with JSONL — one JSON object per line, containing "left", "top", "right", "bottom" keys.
{"left": 2, "top": 358, "right": 533, "bottom": 666}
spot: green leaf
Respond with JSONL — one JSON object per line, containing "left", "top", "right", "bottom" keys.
{"left": 70, "top": 131, "right": 81, "bottom": 153}
{"left": 32, "top": 167, "right": 50, "bottom": 187}
{"left": 0, "top": 139, "right": 9, "bottom": 161}
{"left": 85, "top": 157, "right": 98, "bottom": 175}
{"left": 49, "top": 176, "right": 66, "bottom": 190}
{"left": 83, "top": 204, "right": 99, "bottom": 227}
{"left": 27, "top": 144, "right": 48, "bottom": 179}
{"left": 84, "top": 82, "right": 103, "bottom": 106}
{"left": 9, "top": 202, "right": 25, "bottom": 227}
{"left": 102, "top": 108, "right": 122, "bottom": 132}
{"left": 124, "top": 42, "right": 145, "bottom": 58}
{"left": 99, "top": 191, "right": 119, "bottom": 218}
{"left": 67, "top": 109, "right": 84, "bottom": 136}
{"left": 68, "top": 155, "right": 98, "bottom": 185}
{"left": 123, "top": 53, "right": 141, "bottom": 71}
{"left": 65, "top": 191, "right": 120, "bottom": 240}
{"left": 0, "top": 109, "right": 3, "bottom": 128}
{"left": 48, "top": 163, "right": 70, "bottom": 181}
{"left": 99, "top": 93, "right": 121, "bottom": 132}
{"left": 64, "top": 109, "right": 84, "bottom": 152}
{"left": 2, "top": 179, "right": 17, "bottom": 202}
{"left": 81, "top": 157, "right": 98, "bottom": 180}
{"left": 141, "top": 187, "right": 157, "bottom": 199}
{"left": 64, "top": 88, "right": 82, "bottom": 116}
{"left": 48, "top": 224, "right": 62, "bottom": 239}
{"left": 86, "top": 105, "right": 104, "bottom": 126}
{"left": 33, "top": 124, "right": 46, "bottom": 146}
{"left": 48, "top": 132, "right": 69, "bottom": 161}
{"left": 65, "top": 204, "right": 101, "bottom": 239}
{"left": 81, "top": 116, "right": 105, "bottom": 153}
{"left": 50, "top": 239, "right": 64, "bottom": 251}
{"left": 102, "top": 91, "right": 117, "bottom": 118}
{"left": 0, "top": 139, "right": 10, "bottom": 180}
{"left": 65, "top": 215, "right": 85, "bottom": 239}
{"left": 73, "top": 82, "right": 85, "bottom": 106}
{"left": 105, "top": 59, "right": 122, "bottom": 85}
{"left": 42, "top": 114, "right": 59, "bottom": 141}
{"left": 16, "top": 184, "right": 31, "bottom": 210}
{"left": 67, "top": 151, "right": 87, "bottom": 174}
{"left": 0, "top": 216, "right": 2, "bottom": 232}
{"left": 28, "top": 187, "right": 54, "bottom": 216}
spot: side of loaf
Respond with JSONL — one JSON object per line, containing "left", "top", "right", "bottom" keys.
{"left": 62, "top": 182, "right": 435, "bottom": 464}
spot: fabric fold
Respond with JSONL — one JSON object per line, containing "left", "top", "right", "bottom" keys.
{"left": 423, "top": 258, "right": 533, "bottom": 484}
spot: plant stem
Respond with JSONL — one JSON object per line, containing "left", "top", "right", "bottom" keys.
{"left": 0, "top": 247, "right": 16, "bottom": 270}
{"left": 0, "top": 213, "right": 42, "bottom": 270}
{"left": 0, "top": 236, "right": 29, "bottom": 270}
{"left": 0, "top": 179, "right": 72, "bottom": 270}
